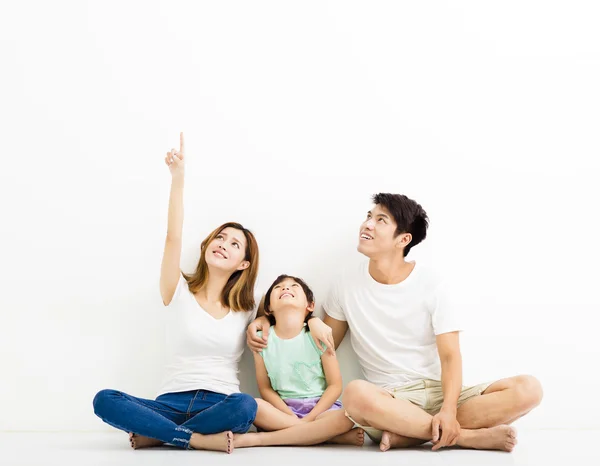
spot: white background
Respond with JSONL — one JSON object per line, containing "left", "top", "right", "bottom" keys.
{"left": 1, "top": 0, "right": 598, "bottom": 433}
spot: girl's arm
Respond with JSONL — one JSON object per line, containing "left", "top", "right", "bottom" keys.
{"left": 160, "top": 132, "right": 185, "bottom": 306}
{"left": 302, "top": 351, "right": 343, "bottom": 422}
{"left": 253, "top": 352, "right": 296, "bottom": 416}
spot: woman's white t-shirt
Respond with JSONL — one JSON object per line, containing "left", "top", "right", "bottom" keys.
{"left": 323, "top": 261, "right": 463, "bottom": 391}
{"left": 157, "top": 274, "right": 257, "bottom": 397}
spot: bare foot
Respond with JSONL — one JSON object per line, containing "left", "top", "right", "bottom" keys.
{"left": 460, "top": 425, "right": 517, "bottom": 452}
{"left": 328, "top": 428, "right": 365, "bottom": 446}
{"left": 128, "top": 432, "right": 163, "bottom": 449}
{"left": 189, "top": 431, "right": 234, "bottom": 453}
{"left": 233, "top": 432, "right": 262, "bottom": 448}
{"left": 380, "top": 431, "right": 425, "bottom": 451}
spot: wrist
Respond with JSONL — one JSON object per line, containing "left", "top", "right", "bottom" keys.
{"left": 306, "top": 315, "right": 320, "bottom": 326}
{"left": 441, "top": 404, "right": 457, "bottom": 415}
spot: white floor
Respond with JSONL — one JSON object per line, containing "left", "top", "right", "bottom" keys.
{"left": 0, "top": 430, "right": 596, "bottom": 465}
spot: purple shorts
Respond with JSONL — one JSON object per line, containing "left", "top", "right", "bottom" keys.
{"left": 283, "top": 397, "right": 343, "bottom": 418}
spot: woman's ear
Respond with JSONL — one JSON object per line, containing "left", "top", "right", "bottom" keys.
{"left": 237, "top": 260, "right": 250, "bottom": 271}
{"left": 307, "top": 301, "right": 315, "bottom": 313}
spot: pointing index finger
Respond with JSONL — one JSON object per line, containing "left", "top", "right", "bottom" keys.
{"left": 180, "top": 132, "right": 185, "bottom": 154}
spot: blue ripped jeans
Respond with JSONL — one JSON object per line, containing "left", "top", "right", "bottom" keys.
{"left": 93, "top": 389, "right": 257, "bottom": 449}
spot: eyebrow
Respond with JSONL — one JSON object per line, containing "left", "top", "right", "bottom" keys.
{"left": 367, "top": 211, "right": 390, "bottom": 219}
{"left": 219, "top": 232, "right": 243, "bottom": 244}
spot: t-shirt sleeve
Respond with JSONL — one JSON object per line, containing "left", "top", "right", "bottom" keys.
{"left": 165, "top": 273, "right": 188, "bottom": 307}
{"left": 430, "top": 281, "right": 464, "bottom": 335}
{"left": 247, "top": 307, "right": 259, "bottom": 325}
{"left": 322, "top": 278, "right": 347, "bottom": 321}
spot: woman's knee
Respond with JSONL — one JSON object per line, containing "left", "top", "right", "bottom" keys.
{"left": 228, "top": 393, "right": 258, "bottom": 422}
{"left": 92, "top": 389, "right": 120, "bottom": 416}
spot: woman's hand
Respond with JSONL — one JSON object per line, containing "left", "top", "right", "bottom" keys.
{"left": 246, "top": 316, "right": 271, "bottom": 352}
{"left": 165, "top": 132, "right": 185, "bottom": 178}
{"left": 308, "top": 318, "right": 335, "bottom": 356}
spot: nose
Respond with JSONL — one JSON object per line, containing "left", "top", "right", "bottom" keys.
{"left": 365, "top": 219, "right": 375, "bottom": 229}
{"left": 219, "top": 244, "right": 227, "bottom": 251}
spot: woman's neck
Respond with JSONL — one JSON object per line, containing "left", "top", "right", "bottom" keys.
{"left": 198, "top": 271, "right": 230, "bottom": 307}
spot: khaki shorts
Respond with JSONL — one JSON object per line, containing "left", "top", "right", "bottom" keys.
{"left": 346, "top": 379, "right": 492, "bottom": 443}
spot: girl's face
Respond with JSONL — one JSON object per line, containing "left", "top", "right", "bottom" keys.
{"left": 204, "top": 227, "right": 250, "bottom": 273}
{"left": 269, "top": 278, "right": 313, "bottom": 318}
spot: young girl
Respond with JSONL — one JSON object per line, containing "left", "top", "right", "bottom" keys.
{"left": 93, "top": 133, "right": 261, "bottom": 453}
{"left": 235, "top": 274, "right": 364, "bottom": 448}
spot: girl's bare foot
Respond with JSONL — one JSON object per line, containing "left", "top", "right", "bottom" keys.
{"left": 128, "top": 432, "right": 163, "bottom": 449}
{"left": 233, "top": 432, "right": 262, "bottom": 448}
{"left": 328, "top": 428, "right": 365, "bottom": 446}
{"left": 380, "top": 432, "right": 426, "bottom": 451}
{"left": 459, "top": 425, "right": 517, "bottom": 452}
{"left": 189, "top": 431, "right": 234, "bottom": 453}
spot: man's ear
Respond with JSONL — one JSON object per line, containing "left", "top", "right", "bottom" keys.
{"left": 396, "top": 233, "right": 412, "bottom": 249}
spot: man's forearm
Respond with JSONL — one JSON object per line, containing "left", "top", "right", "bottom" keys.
{"left": 440, "top": 356, "right": 463, "bottom": 412}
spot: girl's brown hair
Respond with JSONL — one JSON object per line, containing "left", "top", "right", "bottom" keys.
{"left": 183, "top": 222, "right": 259, "bottom": 312}
{"left": 263, "top": 274, "right": 315, "bottom": 326}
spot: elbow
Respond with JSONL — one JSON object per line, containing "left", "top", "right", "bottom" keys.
{"left": 166, "top": 233, "right": 182, "bottom": 242}
{"left": 258, "top": 387, "right": 272, "bottom": 399}
{"left": 329, "top": 382, "right": 343, "bottom": 399}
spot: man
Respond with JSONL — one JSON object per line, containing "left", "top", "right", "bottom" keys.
{"left": 248, "top": 193, "right": 542, "bottom": 452}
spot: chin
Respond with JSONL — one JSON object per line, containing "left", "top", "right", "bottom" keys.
{"left": 357, "top": 243, "right": 371, "bottom": 257}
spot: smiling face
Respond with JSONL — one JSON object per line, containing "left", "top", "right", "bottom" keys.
{"left": 264, "top": 275, "right": 315, "bottom": 324}
{"left": 357, "top": 204, "right": 412, "bottom": 259}
{"left": 204, "top": 227, "right": 250, "bottom": 274}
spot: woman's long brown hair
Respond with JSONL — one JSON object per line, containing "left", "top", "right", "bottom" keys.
{"left": 183, "top": 222, "right": 259, "bottom": 312}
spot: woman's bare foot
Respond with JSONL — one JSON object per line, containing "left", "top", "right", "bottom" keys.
{"left": 189, "top": 431, "right": 234, "bottom": 453}
{"left": 327, "top": 428, "right": 365, "bottom": 446}
{"left": 459, "top": 425, "right": 517, "bottom": 452}
{"left": 128, "top": 432, "right": 163, "bottom": 449}
{"left": 380, "top": 432, "right": 426, "bottom": 451}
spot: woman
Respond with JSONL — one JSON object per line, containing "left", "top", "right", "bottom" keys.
{"left": 93, "top": 133, "right": 260, "bottom": 453}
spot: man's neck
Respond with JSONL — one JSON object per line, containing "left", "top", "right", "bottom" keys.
{"left": 368, "top": 256, "right": 416, "bottom": 285}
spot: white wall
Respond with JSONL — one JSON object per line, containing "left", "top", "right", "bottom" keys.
{"left": 1, "top": 0, "right": 599, "bottom": 432}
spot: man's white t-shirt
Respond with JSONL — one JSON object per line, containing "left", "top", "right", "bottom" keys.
{"left": 157, "top": 274, "right": 257, "bottom": 397}
{"left": 323, "top": 260, "right": 462, "bottom": 391}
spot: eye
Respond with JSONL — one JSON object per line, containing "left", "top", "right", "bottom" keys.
{"left": 292, "top": 284, "right": 299, "bottom": 287}
{"left": 378, "top": 218, "right": 386, "bottom": 223}
{"left": 274, "top": 285, "right": 280, "bottom": 289}
{"left": 216, "top": 234, "right": 223, "bottom": 240}
{"left": 232, "top": 242, "right": 240, "bottom": 249}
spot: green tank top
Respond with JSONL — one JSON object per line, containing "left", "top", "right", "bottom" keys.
{"left": 258, "top": 326, "right": 327, "bottom": 399}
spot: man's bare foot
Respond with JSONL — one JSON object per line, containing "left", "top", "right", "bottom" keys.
{"left": 459, "top": 425, "right": 517, "bottom": 452}
{"left": 328, "top": 428, "right": 365, "bottom": 446}
{"left": 189, "top": 431, "right": 234, "bottom": 453}
{"left": 233, "top": 432, "right": 262, "bottom": 448}
{"left": 380, "top": 431, "right": 426, "bottom": 451}
{"left": 128, "top": 432, "right": 163, "bottom": 449}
